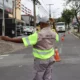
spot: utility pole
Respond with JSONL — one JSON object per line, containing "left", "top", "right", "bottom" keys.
{"left": 12, "top": 0, "right": 15, "bottom": 18}
{"left": 32, "top": 0, "right": 40, "bottom": 27}
{"left": 15, "top": 0, "right": 17, "bottom": 36}
{"left": 2, "top": 0, "right": 5, "bottom": 36}
{"left": 33, "top": 0, "right": 36, "bottom": 27}
{"left": 47, "top": 4, "right": 54, "bottom": 18}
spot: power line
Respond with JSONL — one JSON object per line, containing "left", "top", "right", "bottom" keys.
{"left": 40, "top": 0, "right": 49, "bottom": 13}
{"left": 40, "top": 5, "right": 48, "bottom": 16}
{"left": 35, "top": 0, "right": 49, "bottom": 17}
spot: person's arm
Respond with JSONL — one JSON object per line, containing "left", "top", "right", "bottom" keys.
{"left": 53, "top": 22, "right": 58, "bottom": 34}
{"left": 53, "top": 28, "right": 58, "bottom": 34}
{"left": 11, "top": 38, "right": 23, "bottom": 43}
{"left": 22, "top": 32, "right": 38, "bottom": 47}
{"left": 1, "top": 36, "right": 23, "bottom": 43}
{"left": 56, "top": 33, "right": 59, "bottom": 42}
{"left": 53, "top": 32, "right": 59, "bottom": 42}
{"left": 1, "top": 32, "right": 38, "bottom": 47}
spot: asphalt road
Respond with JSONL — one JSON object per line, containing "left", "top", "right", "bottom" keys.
{"left": 0, "top": 32, "right": 80, "bottom": 80}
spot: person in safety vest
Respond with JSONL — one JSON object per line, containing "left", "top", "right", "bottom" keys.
{"left": 1, "top": 17, "right": 59, "bottom": 80}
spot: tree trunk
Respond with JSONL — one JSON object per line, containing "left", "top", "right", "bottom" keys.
{"left": 75, "top": 11, "right": 80, "bottom": 33}
{"left": 77, "top": 24, "right": 80, "bottom": 32}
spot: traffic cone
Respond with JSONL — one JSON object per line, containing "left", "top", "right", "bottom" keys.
{"left": 68, "top": 31, "right": 70, "bottom": 34}
{"left": 63, "top": 33, "right": 65, "bottom": 37}
{"left": 54, "top": 49, "right": 61, "bottom": 62}
{"left": 61, "top": 36, "right": 64, "bottom": 41}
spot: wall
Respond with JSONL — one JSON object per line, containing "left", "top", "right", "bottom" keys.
{"left": 9, "top": 0, "right": 21, "bottom": 20}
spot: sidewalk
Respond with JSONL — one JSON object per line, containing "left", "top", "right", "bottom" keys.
{"left": 72, "top": 29, "right": 80, "bottom": 38}
{"left": 0, "top": 40, "right": 25, "bottom": 54}
{"left": 0, "top": 35, "right": 28, "bottom": 54}
{"left": 73, "top": 32, "right": 80, "bottom": 38}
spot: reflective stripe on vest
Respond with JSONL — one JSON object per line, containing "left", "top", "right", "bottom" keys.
{"left": 22, "top": 37, "right": 30, "bottom": 46}
{"left": 33, "top": 48, "right": 53, "bottom": 55}
{"left": 33, "top": 48, "right": 55, "bottom": 59}
{"left": 22, "top": 32, "right": 38, "bottom": 47}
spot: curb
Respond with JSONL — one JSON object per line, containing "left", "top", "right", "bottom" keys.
{"left": 0, "top": 48, "right": 26, "bottom": 55}
{"left": 0, "top": 40, "right": 26, "bottom": 55}
{"left": 72, "top": 32, "right": 80, "bottom": 39}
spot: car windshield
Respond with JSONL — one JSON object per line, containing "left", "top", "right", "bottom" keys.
{"left": 56, "top": 23, "right": 65, "bottom": 26}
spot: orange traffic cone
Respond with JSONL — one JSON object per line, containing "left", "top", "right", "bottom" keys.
{"left": 61, "top": 36, "right": 64, "bottom": 41}
{"left": 54, "top": 49, "right": 61, "bottom": 62}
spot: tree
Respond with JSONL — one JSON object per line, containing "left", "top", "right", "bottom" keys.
{"left": 62, "top": 9, "right": 74, "bottom": 29}
{"left": 67, "top": 0, "right": 80, "bottom": 32}
{"left": 56, "top": 17, "right": 64, "bottom": 22}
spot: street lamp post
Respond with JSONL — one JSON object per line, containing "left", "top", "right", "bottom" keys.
{"left": 33, "top": 0, "right": 36, "bottom": 27}
{"left": 49, "top": 5, "right": 51, "bottom": 18}
{"left": 2, "top": 0, "right": 5, "bottom": 36}
{"left": 32, "top": 0, "right": 40, "bottom": 27}
{"left": 15, "top": 0, "right": 17, "bottom": 37}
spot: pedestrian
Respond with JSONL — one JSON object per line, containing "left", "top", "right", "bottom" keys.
{"left": 1, "top": 17, "right": 59, "bottom": 80}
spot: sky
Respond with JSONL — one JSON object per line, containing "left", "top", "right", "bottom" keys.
{"left": 21, "top": 0, "right": 66, "bottom": 18}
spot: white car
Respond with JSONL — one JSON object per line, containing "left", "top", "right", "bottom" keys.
{"left": 56, "top": 22, "right": 66, "bottom": 32}
{"left": 23, "top": 26, "right": 34, "bottom": 35}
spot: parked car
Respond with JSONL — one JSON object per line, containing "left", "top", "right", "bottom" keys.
{"left": 73, "top": 25, "right": 78, "bottom": 29}
{"left": 55, "top": 22, "right": 66, "bottom": 32}
{"left": 23, "top": 26, "right": 34, "bottom": 35}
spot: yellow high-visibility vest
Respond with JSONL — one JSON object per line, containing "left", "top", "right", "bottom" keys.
{"left": 22, "top": 32, "right": 59, "bottom": 59}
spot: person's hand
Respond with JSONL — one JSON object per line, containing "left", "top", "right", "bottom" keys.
{"left": 1, "top": 36, "right": 11, "bottom": 41}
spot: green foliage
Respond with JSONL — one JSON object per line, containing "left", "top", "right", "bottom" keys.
{"left": 62, "top": 9, "right": 74, "bottom": 25}
{"left": 66, "top": 0, "right": 80, "bottom": 32}
{"left": 56, "top": 17, "right": 64, "bottom": 22}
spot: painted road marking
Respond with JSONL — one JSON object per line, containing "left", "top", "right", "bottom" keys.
{"left": 0, "top": 54, "right": 9, "bottom": 57}
{"left": 0, "top": 54, "right": 9, "bottom": 60}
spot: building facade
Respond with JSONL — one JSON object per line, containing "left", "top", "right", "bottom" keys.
{"left": 9, "top": 0, "right": 21, "bottom": 20}
{"left": 0, "top": 0, "right": 21, "bottom": 20}
{"left": 0, "top": 0, "right": 13, "bottom": 18}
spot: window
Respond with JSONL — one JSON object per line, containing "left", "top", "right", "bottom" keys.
{"left": 6, "top": 0, "right": 8, "bottom": 2}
